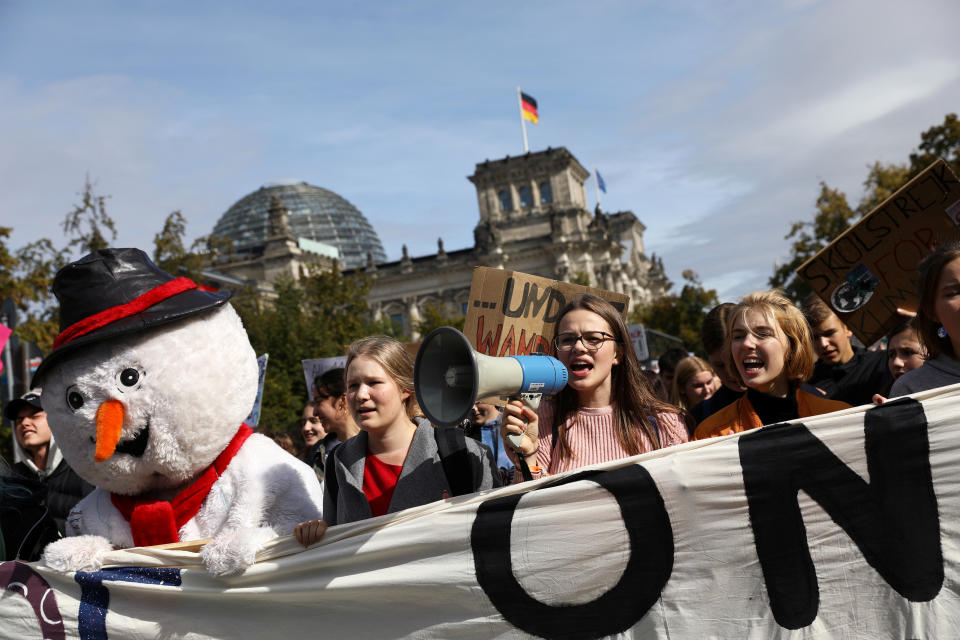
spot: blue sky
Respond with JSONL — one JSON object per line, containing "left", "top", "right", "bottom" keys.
{"left": 3, "top": 0, "right": 959, "bottom": 300}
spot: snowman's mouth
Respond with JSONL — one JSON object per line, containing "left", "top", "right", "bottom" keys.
{"left": 114, "top": 422, "right": 150, "bottom": 458}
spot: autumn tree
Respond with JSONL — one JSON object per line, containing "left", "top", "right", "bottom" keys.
{"left": 62, "top": 175, "right": 117, "bottom": 254}
{"left": 153, "top": 210, "right": 234, "bottom": 282}
{"left": 632, "top": 270, "right": 718, "bottom": 356}
{"left": 0, "top": 228, "right": 68, "bottom": 352}
{"left": 234, "top": 267, "right": 387, "bottom": 435}
{"left": 770, "top": 113, "right": 960, "bottom": 302}
{"left": 415, "top": 302, "right": 465, "bottom": 337}
{"left": 769, "top": 183, "right": 856, "bottom": 302}
{"left": 910, "top": 113, "right": 960, "bottom": 176}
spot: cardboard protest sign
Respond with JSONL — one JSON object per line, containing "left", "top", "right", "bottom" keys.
{"left": 462, "top": 267, "right": 629, "bottom": 357}
{"left": 627, "top": 323, "right": 649, "bottom": 361}
{"left": 301, "top": 355, "right": 347, "bottom": 399}
{"left": 5, "top": 384, "right": 960, "bottom": 639}
{"left": 798, "top": 159, "right": 960, "bottom": 345}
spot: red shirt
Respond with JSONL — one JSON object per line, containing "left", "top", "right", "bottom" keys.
{"left": 363, "top": 452, "right": 404, "bottom": 517}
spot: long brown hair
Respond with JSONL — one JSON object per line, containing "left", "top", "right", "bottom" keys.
{"left": 916, "top": 241, "right": 960, "bottom": 359}
{"left": 552, "top": 294, "right": 681, "bottom": 461}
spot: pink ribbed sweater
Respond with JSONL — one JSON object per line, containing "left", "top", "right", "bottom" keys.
{"left": 527, "top": 399, "right": 688, "bottom": 477}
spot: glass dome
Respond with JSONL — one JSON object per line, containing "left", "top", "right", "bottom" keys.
{"left": 213, "top": 182, "right": 387, "bottom": 269}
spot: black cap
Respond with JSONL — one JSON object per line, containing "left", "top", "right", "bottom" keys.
{"left": 4, "top": 388, "right": 43, "bottom": 421}
{"left": 32, "top": 248, "right": 231, "bottom": 385}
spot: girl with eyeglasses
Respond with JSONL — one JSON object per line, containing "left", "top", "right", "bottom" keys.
{"left": 500, "top": 293, "right": 688, "bottom": 481}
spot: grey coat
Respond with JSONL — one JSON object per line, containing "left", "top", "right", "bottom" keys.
{"left": 890, "top": 354, "right": 960, "bottom": 396}
{"left": 323, "top": 420, "right": 497, "bottom": 526}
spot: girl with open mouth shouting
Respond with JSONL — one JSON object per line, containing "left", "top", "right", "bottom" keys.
{"left": 295, "top": 336, "right": 498, "bottom": 547}
{"left": 693, "top": 291, "right": 850, "bottom": 440}
{"left": 501, "top": 293, "right": 688, "bottom": 481}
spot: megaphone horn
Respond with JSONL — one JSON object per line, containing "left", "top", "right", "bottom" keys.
{"left": 414, "top": 327, "right": 568, "bottom": 433}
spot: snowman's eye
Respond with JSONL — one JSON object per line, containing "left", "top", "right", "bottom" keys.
{"left": 119, "top": 368, "right": 140, "bottom": 387}
{"left": 66, "top": 387, "right": 84, "bottom": 411}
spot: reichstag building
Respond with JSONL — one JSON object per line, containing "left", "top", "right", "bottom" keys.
{"left": 205, "top": 147, "right": 669, "bottom": 338}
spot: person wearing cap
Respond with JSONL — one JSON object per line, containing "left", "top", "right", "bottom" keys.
{"left": 5, "top": 388, "right": 94, "bottom": 535}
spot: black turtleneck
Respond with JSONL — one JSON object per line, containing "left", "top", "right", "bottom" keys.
{"left": 746, "top": 387, "right": 799, "bottom": 426}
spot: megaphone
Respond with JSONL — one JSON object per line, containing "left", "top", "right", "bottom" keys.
{"left": 414, "top": 327, "right": 568, "bottom": 450}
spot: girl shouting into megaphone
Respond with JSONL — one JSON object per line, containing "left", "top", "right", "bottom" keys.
{"left": 500, "top": 294, "right": 688, "bottom": 481}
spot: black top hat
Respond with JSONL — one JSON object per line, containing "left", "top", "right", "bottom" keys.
{"left": 32, "top": 248, "right": 231, "bottom": 385}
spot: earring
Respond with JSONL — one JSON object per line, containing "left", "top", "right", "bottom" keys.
{"left": 938, "top": 326, "right": 948, "bottom": 339}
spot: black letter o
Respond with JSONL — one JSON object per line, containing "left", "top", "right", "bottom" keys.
{"left": 471, "top": 465, "right": 673, "bottom": 639}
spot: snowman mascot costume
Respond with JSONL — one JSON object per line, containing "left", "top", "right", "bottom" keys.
{"left": 35, "top": 248, "right": 324, "bottom": 576}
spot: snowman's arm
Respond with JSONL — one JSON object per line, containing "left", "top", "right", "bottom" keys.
{"left": 42, "top": 489, "right": 135, "bottom": 572}
{"left": 64, "top": 489, "right": 135, "bottom": 547}
{"left": 199, "top": 437, "right": 324, "bottom": 576}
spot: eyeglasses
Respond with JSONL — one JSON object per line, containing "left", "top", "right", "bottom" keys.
{"left": 554, "top": 331, "right": 619, "bottom": 352}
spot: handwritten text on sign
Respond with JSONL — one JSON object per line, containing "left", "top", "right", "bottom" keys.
{"left": 463, "top": 267, "right": 628, "bottom": 357}
{"left": 798, "top": 160, "right": 960, "bottom": 345}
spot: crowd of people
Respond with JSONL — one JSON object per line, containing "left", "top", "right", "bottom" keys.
{"left": 4, "top": 241, "right": 960, "bottom": 558}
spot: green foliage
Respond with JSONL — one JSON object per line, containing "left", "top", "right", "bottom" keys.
{"left": 631, "top": 270, "right": 718, "bottom": 356}
{"left": 769, "top": 182, "right": 856, "bottom": 302}
{"left": 415, "top": 302, "right": 465, "bottom": 337}
{"left": 0, "top": 229, "right": 69, "bottom": 461}
{"left": 153, "top": 211, "right": 234, "bottom": 281}
{"left": 909, "top": 113, "right": 960, "bottom": 176}
{"left": 234, "top": 268, "right": 383, "bottom": 434}
{"left": 0, "top": 229, "right": 68, "bottom": 352}
{"left": 62, "top": 175, "right": 117, "bottom": 254}
{"left": 855, "top": 162, "right": 911, "bottom": 217}
{"left": 771, "top": 113, "right": 960, "bottom": 303}
{"left": 570, "top": 271, "right": 592, "bottom": 287}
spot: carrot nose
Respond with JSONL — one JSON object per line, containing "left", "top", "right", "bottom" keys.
{"left": 94, "top": 400, "right": 125, "bottom": 462}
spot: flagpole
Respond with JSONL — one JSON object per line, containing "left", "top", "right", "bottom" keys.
{"left": 517, "top": 86, "right": 529, "bottom": 153}
{"left": 594, "top": 167, "right": 602, "bottom": 210}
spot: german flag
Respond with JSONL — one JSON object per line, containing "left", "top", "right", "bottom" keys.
{"left": 520, "top": 92, "right": 539, "bottom": 124}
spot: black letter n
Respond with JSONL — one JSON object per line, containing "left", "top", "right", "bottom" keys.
{"left": 739, "top": 398, "right": 942, "bottom": 630}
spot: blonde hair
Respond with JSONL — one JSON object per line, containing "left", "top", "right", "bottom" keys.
{"left": 671, "top": 356, "right": 713, "bottom": 410}
{"left": 724, "top": 291, "right": 816, "bottom": 388}
{"left": 345, "top": 336, "right": 422, "bottom": 419}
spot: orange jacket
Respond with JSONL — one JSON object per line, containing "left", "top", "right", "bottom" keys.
{"left": 692, "top": 388, "right": 851, "bottom": 440}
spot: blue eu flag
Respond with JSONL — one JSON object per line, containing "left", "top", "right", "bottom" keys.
{"left": 596, "top": 170, "right": 607, "bottom": 193}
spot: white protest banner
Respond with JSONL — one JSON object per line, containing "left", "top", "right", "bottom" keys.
{"left": 3, "top": 385, "right": 959, "bottom": 639}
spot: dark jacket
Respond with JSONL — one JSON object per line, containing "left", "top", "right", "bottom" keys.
{"left": 807, "top": 347, "right": 890, "bottom": 407}
{"left": 690, "top": 385, "right": 744, "bottom": 430}
{"left": 13, "top": 459, "right": 94, "bottom": 534}
{"left": 302, "top": 433, "right": 340, "bottom": 480}
{"left": 0, "top": 470, "right": 61, "bottom": 561}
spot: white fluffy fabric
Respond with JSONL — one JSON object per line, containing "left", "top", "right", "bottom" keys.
{"left": 40, "top": 304, "right": 323, "bottom": 576}
{"left": 42, "top": 305, "right": 259, "bottom": 494}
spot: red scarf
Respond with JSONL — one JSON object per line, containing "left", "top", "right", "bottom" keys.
{"left": 111, "top": 424, "right": 253, "bottom": 547}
